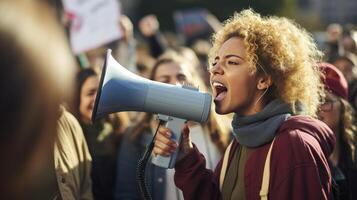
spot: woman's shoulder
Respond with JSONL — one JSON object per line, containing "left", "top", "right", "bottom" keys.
{"left": 273, "top": 115, "right": 335, "bottom": 163}
{"left": 277, "top": 115, "right": 334, "bottom": 144}
{"left": 279, "top": 115, "right": 332, "bottom": 135}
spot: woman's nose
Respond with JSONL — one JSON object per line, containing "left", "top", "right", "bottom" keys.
{"left": 168, "top": 78, "right": 177, "bottom": 85}
{"left": 90, "top": 92, "right": 97, "bottom": 102}
{"left": 209, "top": 63, "right": 224, "bottom": 75}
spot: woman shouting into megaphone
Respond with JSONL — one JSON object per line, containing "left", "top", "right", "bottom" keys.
{"left": 153, "top": 9, "right": 335, "bottom": 200}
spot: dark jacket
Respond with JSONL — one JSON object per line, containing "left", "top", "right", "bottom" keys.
{"left": 80, "top": 121, "right": 118, "bottom": 200}
{"left": 115, "top": 128, "right": 166, "bottom": 200}
{"left": 174, "top": 115, "right": 335, "bottom": 200}
{"left": 331, "top": 141, "right": 357, "bottom": 200}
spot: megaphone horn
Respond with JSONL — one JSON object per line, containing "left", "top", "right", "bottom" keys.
{"left": 92, "top": 49, "right": 212, "bottom": 168}
{"left": 92, "top": 49, "right": 211, "bottom": 124}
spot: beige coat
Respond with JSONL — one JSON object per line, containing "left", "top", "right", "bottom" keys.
{"left": 54, "top": 110, "right": 93, "bottom": 200}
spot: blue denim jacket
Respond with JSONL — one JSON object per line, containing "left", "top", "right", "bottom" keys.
{"left": 115, "top": 128, "right": 166, "bottom": 200}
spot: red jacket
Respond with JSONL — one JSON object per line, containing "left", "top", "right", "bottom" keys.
{"left": 174, "top": 116, "right": 335, "bottom": 200}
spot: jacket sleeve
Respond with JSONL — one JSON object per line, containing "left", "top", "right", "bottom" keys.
{"left": 174, "top": 144, "right": 223, "bottom": 200}
{"left": 146, "top": 32, "right": 166, "bottom": 58}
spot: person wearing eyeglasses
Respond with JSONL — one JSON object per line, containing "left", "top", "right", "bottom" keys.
{"left": 318, "top": 63, "right": 357, "bottom": 200}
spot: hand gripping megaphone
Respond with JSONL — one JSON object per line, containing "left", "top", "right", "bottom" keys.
{"left": 92, "top": 49, "right": 212, "bottom": 168}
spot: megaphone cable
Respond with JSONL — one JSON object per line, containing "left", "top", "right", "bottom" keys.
{"left": 137, "top": 120, "right": 164, "bottom": 200}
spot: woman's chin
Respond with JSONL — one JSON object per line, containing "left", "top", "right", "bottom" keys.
{"left": 214, "top": 102, "right": 230, "bottom": 115}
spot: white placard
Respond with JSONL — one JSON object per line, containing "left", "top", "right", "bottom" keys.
{"left": 62, "top": 0, "right": 122, "bottom": 54}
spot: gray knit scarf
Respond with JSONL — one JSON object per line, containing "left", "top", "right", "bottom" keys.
{"left": 231, "top": 99, "right": 292, "bottom": 147}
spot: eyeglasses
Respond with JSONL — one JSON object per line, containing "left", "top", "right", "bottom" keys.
{"left": 319, "top": 99, "right": 338, "bottom": 112}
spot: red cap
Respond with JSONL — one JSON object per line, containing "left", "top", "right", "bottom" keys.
{"left": 318, "top": 62, "right": 348, "bottom": 100}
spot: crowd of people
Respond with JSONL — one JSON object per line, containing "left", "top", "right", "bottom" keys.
{"left": 1, "top": 0, "right": 357, "bottom": 200}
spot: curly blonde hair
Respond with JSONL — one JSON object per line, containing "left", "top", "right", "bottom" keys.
{"left": 209, "top": 9, "right": 324, "bottom": 116}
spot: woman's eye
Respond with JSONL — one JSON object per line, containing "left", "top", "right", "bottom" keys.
{"left": 157, "top": 77, "right": 169, "bottom": 83}
{"left": 227, "top": 60, "right": 239, "bottom": 65}
{"left": 177, "top": 74, "right": 187, "bottom": 82}
{"left": 87, "top": 89, "right": 97, "bottom": 96}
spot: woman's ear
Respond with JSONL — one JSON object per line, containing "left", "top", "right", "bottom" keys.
{"left": 257, "top": 75, "right": 272, "bottom": 90}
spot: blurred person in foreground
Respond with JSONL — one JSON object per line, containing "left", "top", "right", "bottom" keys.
{"left": 72, "top": 68, "right": 129, "bottom": 200}
{"left": 318, "top": 63, "right": 357, "bottom": 200}
{"left": 0, "top": 0, "right": 93, "bottom": 199}
{"left": 153, "top": 9, "right": 335, "bottom": 199}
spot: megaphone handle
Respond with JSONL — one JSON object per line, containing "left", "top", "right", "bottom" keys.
{"left": 151, "top": 116, "right": 186, "bottom": 169}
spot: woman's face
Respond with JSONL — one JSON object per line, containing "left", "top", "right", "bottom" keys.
{"left": 153, "top": 61, "right": 192, "bottom": 85}
{"left": 318, "top": 92, "right": 341, "bottom": 132}
{"left": 210, "top": 37, "right": 260, "bottom": 115}
{"left": 332, "top": 59, "right": 354, "bottom": 83}
{"left": 79, "top": 75, "right": 99, "bottom": 123}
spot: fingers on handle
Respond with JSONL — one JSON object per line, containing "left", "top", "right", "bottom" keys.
{"left": 153, "top": 130, "right": 178, "bottom": 156}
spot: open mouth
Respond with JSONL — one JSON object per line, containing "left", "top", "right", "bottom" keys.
{"left": 212, "top": 81, "right": 227, "bottom": 102}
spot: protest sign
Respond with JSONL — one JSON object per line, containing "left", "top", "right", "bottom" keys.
{"left": 62, "top": 0, "right": 122, "bottom": 54}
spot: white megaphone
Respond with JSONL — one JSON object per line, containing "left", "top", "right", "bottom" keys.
{"left": 92, "top": 49, "right": 212, "bottom": 168}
